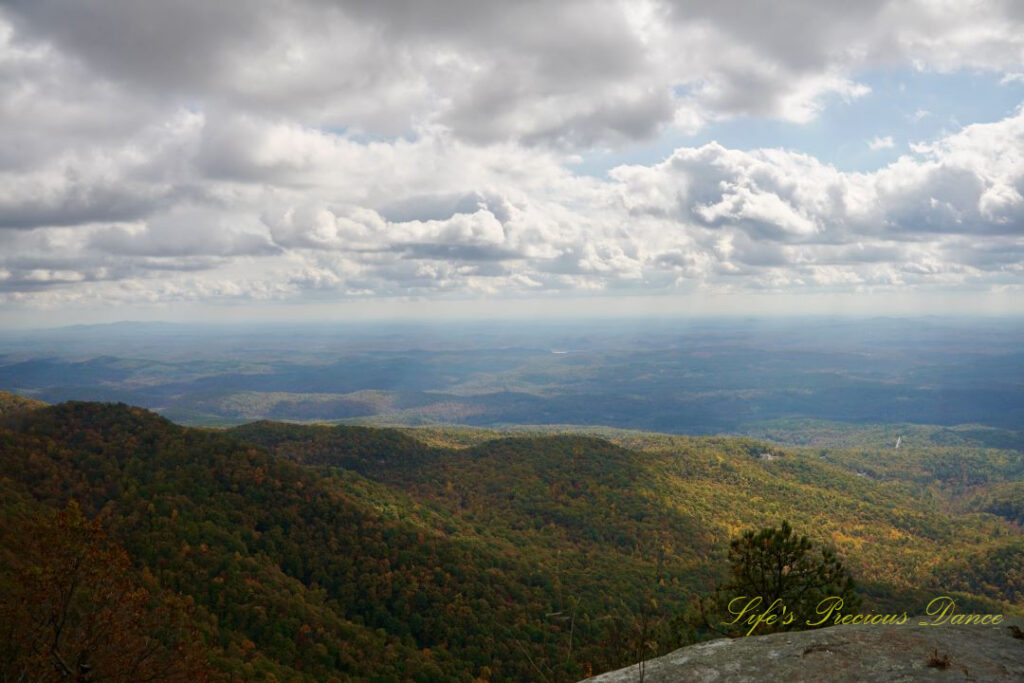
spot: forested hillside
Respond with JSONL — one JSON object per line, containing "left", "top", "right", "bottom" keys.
{"left": 1, "top": 395, "right": 1021, "bottom": 681}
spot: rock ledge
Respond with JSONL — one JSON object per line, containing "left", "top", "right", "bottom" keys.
{"left": 585, "top": 617, "right": 1024, "bottom": 682}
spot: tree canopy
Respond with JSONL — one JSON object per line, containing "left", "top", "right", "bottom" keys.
{"left": 688, "top": 521, "right": 860, "bottom": 638}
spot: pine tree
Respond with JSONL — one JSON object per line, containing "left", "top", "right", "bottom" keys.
{"left": 686, "top": 521, "right": 860, "bottom": 638}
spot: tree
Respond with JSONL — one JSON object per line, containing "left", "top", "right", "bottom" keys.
{"left": 0, "top": 501, "right": 211, "bottom": 682}
{"left": 685, "top": 521, "right": 860, "bottom": 638}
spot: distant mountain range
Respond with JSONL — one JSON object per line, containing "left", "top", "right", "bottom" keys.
{"left": 1, "top": 318, "right": 1022, "bottom": 433}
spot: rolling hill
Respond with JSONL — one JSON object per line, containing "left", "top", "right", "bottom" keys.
{"left": 0, "top": 394, "right": 1020, "bottom": 681}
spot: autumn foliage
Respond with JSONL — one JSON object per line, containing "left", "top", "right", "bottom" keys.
{"left": 0, "top": 501, "right": 210, "bottom": 682}
{"left": 0, "top": 400, "right": 1019, "bottom": 681}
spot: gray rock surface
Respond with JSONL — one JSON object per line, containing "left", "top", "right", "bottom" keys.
{"left": 585, "top": 618, "right": 1024, "bottom": 682}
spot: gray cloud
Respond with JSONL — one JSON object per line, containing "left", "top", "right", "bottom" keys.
{"left": 400, "top": 243, "right": 521, "bottom": 262}
{"left": 0, "top": 1, "right": 1022, "bottom": 310}
{"left": 87, "top": 222, "right": 280, "bottom": 259}
{"left": 683, "top": 1, "right": 877, "bottom": 66}
{"left": 6, "top": 0, "right": 1019, "bottom": 146}
{"left": 378, "top": 191, "right": 512, "bottom": 224}
{"left": 2, "top": 0, "right": 272, "bottom": 94}
{"left": 2, "top": 108, "right": 1021, "bottom": 303}
{"left": 0, "top": 184, "right": 168, "bottom": 229}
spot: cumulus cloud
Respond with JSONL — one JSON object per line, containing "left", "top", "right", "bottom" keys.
{"left": 0, "top": 1, "right": 1022, "bottom": 312}
{"left": 868, "top": 135, "right": 895, "bottom": 150}
{"left": 4, "top": 1, "right": 1023, "bottom": 145}
{"left": 4, "top": 106, "right": 1023, "bottom": 304}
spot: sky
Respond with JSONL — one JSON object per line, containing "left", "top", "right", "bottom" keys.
{"left": 0, "top": 0, "right": 1023, "bottom": 326}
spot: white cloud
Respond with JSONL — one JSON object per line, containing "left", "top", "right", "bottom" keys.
{"left": 868, "top": 135, "right": 895, "bottom": 150}
{"left": 3, "top": 108, "right": 1022, "bottom": 309}
{"left": 3, "top": 1, "right": 1022, "bottom": 147}
{"left": 1, "top": 2, "right": 1023, "bottom": 314}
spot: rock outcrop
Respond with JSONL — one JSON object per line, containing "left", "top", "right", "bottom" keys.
{"left": 586, "top": 617, "right": 1024, "bottom": 682}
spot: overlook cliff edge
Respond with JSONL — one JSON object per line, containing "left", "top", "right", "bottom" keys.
{"left": 585, "top": 617, "right": 1024, "bottom": 682}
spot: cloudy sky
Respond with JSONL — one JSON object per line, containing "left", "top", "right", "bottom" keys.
{"left": 1, "top": 0, "right": 1023, "bottom": 325}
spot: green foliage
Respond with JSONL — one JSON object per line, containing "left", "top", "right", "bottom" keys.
{"left": 935, "top": 537, "right": 1024, "bottom": 605}
{"left": 0, "top": 398, "right": 1021, "bottom": 681}
{"left": 728, "top": 522, "right": 856, "bottom": 602}
{"left": 0, "top": 500, "right": 211, "bottom": 682}
{"left": 0, "top": 389, "right": 47, "bottom": 417}
{"left": 680, "top": 522, "right": 861, "bottom": 639}
{"left": 969, "top": 482, "right": 1024, "bottom": 525}
{"left": 724, "top": 522, "right": 859, "bottom": 630}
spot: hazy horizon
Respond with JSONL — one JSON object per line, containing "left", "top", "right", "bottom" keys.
{"left": 3, "top": 310, "right": 1024, "bottom": 334}
{"left": 3, "top": 316, "right": 1020, "bottom": 434}
{"left": 4, "top": 294, "right": 1024, "bottom": 329}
